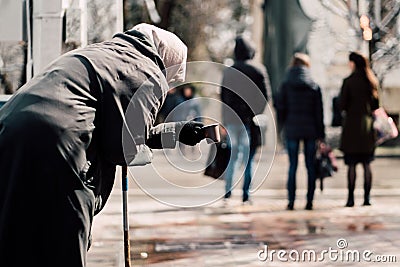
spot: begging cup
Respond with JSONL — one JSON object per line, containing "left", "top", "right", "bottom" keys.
{"left": 202, "top": 123, "right": 221, "bottom": 144}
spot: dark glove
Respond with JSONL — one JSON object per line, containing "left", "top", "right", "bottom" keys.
{"left": 176, "top": 121, "right": 205, "bottom": 146}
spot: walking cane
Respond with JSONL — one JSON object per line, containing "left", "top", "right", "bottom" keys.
{"left": 122, "top": 165, "right": 131, "bottom": 267}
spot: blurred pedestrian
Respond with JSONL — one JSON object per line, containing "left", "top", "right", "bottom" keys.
{"left": 179, "top": 84, "right": 202, "bottom": 122}
{"left": 276, "top": 53, "right": 325, "bottom": 210}
{"left": 0, "top": 23, "right": 205, "bottom": 267}
{"left": 339, "top": 51, "right": 379, "bottom": 207}
{"left": 331, "top": 95, "right": 342, "bottom": 127}
{"left": 220, "top": 36, "right": 270, "bottom": 204}
{"left": 177, "top": 84, "right": 202, "bottom": 155}
{"left": 156, "top": 87, "right": 184, "bottom": 123}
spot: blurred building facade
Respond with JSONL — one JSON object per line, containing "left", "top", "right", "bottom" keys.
{"left": 263, "top": 0, "right": 400, "bottom": 127}
{"left": 1, "top": 0, "right": 399, "bottom": 130}
{"left": 0, "top": 0, "right": 123, "bottom": 92}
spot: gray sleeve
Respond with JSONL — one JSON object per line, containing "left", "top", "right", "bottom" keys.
{"left": 146, "top": 122, "right": 177, "bottom": 149}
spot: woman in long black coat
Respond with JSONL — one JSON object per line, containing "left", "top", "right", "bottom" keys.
{"left": 0, "top": 24, "right": 204, "bottom": 267}
{"left": 339, "top": 52, "right": 379, "bottom": 207}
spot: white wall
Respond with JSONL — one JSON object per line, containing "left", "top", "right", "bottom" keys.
{"left": 0, "top": 0, "right": 23, "bottom": 41}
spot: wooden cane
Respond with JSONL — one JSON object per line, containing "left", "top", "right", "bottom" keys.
{"left": 122, "top": 165, "right": 131, "bottom": 267}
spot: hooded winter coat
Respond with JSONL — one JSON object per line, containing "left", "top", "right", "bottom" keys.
{"left": 276, "top": 66, "right": 325, "bottom": 140}
{"left": 221, "top": 36, "right": 270, "bottom": 126}
{"left": 0, "top": 25, "right": 186, "bottom": 267}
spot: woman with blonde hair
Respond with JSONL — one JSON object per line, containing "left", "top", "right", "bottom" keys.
{"left": 339, "top": 51, "right": 379, "bottom": 207}
{"left": 276, "top": 53, "right": 325, "bottom": 210}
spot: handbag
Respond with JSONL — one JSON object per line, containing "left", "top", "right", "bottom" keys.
{"left": 315, "top": 142, "right": 337, "bottom": 191}
{"left": 373, "top": 107, "right": 399, "bottom": 145}
{"left": 204, "top": 140, "right": 231, "bottom": 179}
{"left": 315, "top": 154, "right": 334, "bottom": 179}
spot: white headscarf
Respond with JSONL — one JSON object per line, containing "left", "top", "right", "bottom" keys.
{"left": 133, "top": 23, "right": 187, "bottom": 84}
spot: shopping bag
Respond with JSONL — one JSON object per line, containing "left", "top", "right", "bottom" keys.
{"left": 373, "top": 107, "right": 399, "bottom": 145}
{"left": 251, "top": 114, "right": 268, "bottom": 148}
{"left": 204, "top": 141, "right": 230, "bottom": 179}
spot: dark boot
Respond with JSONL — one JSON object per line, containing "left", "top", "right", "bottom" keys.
{"left": 345, "top": 195, "right": 354, "bottom": 207}
{"left": 363, "top": 192, "right": 371, "bottom": 206}
{"left": 363, "top": 197, "right": 371, "bottom": 206}
{"left": 363, "top": 163, "right": 372, "bottom": 206}
{"left": 346, "top": 165, "right": 356, "bottom": 207}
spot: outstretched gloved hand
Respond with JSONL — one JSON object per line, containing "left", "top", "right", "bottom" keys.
{"left": 175, "top": 121, "right": 205, "bottom": 146}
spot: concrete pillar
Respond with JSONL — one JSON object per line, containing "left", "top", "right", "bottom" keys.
{"left": 32, "top": 0, "right": 63, "bottom": 75}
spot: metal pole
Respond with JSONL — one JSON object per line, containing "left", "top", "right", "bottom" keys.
{"left": 122, "top": 165, "right": 131, "bottom": 267}
{"left": 25, "top": 0, "right": 33, "bottom": 82}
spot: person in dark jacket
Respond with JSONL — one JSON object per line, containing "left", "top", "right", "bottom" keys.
{"left": 339, "top": 51, "right": 379, "bottom": 207}
{"left": 0, "top": 23, "right": 205, "bottom": 267}
{"left": 179, "top": 84, "right": 202, "bottom": 122}
{"left": 276, "top": 53, "right": 325, "bottom": 210}
{"left": 156, "top": 87, "right": 185, "bottom": 123}
{"left": 220, "top": 36, "right": 270, "bottom": 204}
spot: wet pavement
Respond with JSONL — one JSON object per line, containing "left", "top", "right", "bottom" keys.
{"left": 87, "top": 148, "right": 400, "bottom": 267}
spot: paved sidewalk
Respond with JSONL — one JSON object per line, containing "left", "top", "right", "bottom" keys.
{"left": 87, "top": 151, "right": 400, "bottom": 267}
{"left": 88, "top": 193, "right": 400, "bottom": 266}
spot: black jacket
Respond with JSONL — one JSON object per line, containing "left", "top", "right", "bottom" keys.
{"left": 276, "top": 66, "right": 325, "bottom": 140}
{"left": 221, "top": 37, "right": 270, "bottom": 126}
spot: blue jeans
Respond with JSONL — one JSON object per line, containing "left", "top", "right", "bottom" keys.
{"left": 286, "top": 138, "right": 317, "bottom": 204}
{"left": 224, "top": 124, "right": 256, "bottom": 202}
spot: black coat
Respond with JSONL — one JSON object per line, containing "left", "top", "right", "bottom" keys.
{"left": 220, "top": 37, "right": 270, "bottom": 148}
{"left": 221, "top": 61, "right": 269, "bottom": 124}
{"left": 276, "top": 66, "right": 325, "bottom": 140}
{"left": 0, "top": 30, "right": 174, "bottom": 266}
{"left": 339, "top": 71, "right": 379, "bottom": 154}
